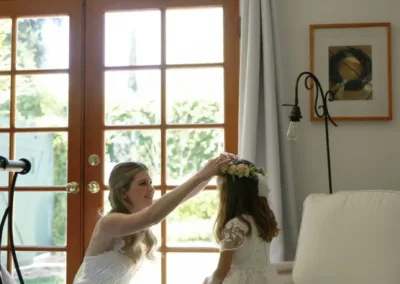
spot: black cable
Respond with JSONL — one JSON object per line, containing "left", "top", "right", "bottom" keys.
{"left": 9, "top": 173, "right": 24, "bottom": 283}
{"left": 0, "top": 173, "right": 24, "bottom": 284}
{"left": 0, "top": 207, "right": 8, "bottom": 246}
{"left": 0, "top": 205, "right": 8, "bottom": 284}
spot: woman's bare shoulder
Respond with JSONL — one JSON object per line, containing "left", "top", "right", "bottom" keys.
{"left": 85, "top": 217, "right": 114, "bottom": 256}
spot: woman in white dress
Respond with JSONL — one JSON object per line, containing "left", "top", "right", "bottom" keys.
{"left": 73, "top": 154, "right": 231, "bottom": 284}
{"left": 204, "top": 159, "right": 284, "bottom": 284}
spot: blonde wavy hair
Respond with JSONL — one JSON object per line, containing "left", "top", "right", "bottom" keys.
{"left": 107, "top": 162, "right": 157, "bottom": 264}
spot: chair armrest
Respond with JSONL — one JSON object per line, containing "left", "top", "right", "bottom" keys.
{"left": 275, "top": 261, "right": 294, "bottom": 274}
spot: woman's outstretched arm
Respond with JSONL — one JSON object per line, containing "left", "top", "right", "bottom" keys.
{"left": 99, "top": 156, "right": 230, "bottom": 238}
{"left": 181, "top": 153, "right": 236, "bottom": 203}
{"left": 181, "top": 177, "right": 211, "bottom": 203}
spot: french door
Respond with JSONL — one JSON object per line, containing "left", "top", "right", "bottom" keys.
{"left": 84, "top": 0, "right": 238, "bottom": 282}
{"left": 0, "top": 0, "right": 239, "bottom": 283}
{"left": 0, "top": 0, "right": 83, "bottom": 283}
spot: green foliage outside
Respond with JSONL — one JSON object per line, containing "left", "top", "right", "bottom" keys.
{"left": 21, "top": 275, "right": 64, "bottom": 284}
{"left": 0, "top": 17, "right": 221, "bottom": 281}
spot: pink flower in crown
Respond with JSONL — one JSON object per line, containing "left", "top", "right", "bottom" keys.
{"left": 236, "top": 164, "right": 250, "bottom": 178}
{"left": 227, "top": 165, "right": 237, "bottom": 175}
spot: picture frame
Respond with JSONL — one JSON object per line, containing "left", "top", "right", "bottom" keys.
{"left": 309, "top": 22, "right": 392, "bottom": 121}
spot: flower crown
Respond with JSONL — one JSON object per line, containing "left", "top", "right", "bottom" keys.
{"left": 221, "top": 163, "right": 266, "bottom": 180}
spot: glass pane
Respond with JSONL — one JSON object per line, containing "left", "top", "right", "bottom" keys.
{"left": 0, "top": 18, "right": 12, "bottom": 70}
{"left": 166, "top": 7, "right": 223, "bottom": 64}
{"left": 167, "top": 190, "right": 218, "bottom": 247}
{"left": 14, "top": 192, "right": 67, "bottom": 246}
{"left": 105, "top": 10, "right": 161, "bottom": 66}
{"left": 0, "top": 192, "right": 8, "bottom": 246}
{"left": 166, "top": 129, "right": 224, "bottom": 185}
{"left": 0, "top": 251, "right": 7, "bottom": 272}
{"left": 15, "top": 132, "right": 68, "bottom": 186}
{"left": 104, "top": 130, "right": 161, "bottom": 185}
{"left": 105, "top": 70, "right": 161, "bottom": 125}
{"left": 103, "top": 190, "right": 162, "bottom": 242}
{"left": 166, "top": 68, "right": 224, "bottom": 124}
{"left": 17, "top": 16, "right": 69, "bottom": 70}
{"left": 0, "top": 133, "right": 10, "bottom": 186}
{"left": 15, "top": 74, "right": 69, "bottom": 128}
{"left": 0, "top": 76, "right": 11, "bottom": 128}
{"left": 13, "top": 251, "right": 66, "bottom": 283}
{"left": 167, "top": 253, "right": 219, "bottom": 283}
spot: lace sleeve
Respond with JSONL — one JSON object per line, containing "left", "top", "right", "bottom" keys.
{"left": 220, "top": 217, "right": 248, "bottom": 252}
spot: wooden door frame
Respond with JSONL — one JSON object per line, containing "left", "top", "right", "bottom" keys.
{"left": 0, "top": 0, "right": 84, "bottom": 282}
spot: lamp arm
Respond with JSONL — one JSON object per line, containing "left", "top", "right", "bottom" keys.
{"left": 296, "top": 71, "right": 337, "bottom": 127}
{"left": 284, "top": 71, "right": 339, "bottom": 195}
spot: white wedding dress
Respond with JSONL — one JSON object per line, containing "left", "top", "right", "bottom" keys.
{"left": 73, "top": 238, "right": 140, "bottom": 284}
{"left": 219, "top": 215, "right": 284, "bottom": 284}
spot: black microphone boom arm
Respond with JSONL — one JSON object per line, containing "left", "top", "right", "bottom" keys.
{"left": 0, "top": 157, "right": 31, "bottom": 175}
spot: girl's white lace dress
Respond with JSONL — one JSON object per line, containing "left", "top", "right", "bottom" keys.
{"left": 73, "top": 238, "right": 139, "bottom": 284}
{"left": 219, "top": 215, "right": 284, "bottom": 284}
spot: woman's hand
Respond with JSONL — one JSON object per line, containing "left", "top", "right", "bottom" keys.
{"left": 220, "top": 152, "right": 238, "bottom": 160}
{"left": 197, "top": 155, "right": 231, "bottom": 181}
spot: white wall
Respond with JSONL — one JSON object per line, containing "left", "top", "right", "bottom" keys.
{"left": 278, "top": 0, "right": 400, "bottom": 223}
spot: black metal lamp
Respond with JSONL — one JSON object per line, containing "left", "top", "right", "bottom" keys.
{"left": 283, "top": 71, "right": 338, "bottom": 194}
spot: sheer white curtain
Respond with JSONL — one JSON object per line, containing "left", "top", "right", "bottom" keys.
{"left": 0, "top": 264, "right": 16, "bottom": 283}
{"left": 238, "top": 0, "right": 299, "bottom": 261}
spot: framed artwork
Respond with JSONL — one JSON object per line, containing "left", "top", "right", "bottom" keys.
{"left": 309, "top": 23, "right": 392, "bottom": 121}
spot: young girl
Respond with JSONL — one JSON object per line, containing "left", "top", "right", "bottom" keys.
{"left": 204, "top": 159, "right": 283, "bottom": 284}
{"left": 73, "top": 154, "right": 232, "bottom": 284}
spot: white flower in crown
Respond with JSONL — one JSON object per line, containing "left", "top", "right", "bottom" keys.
{"left": 221, "top": 162, "right": 266, "bottom": 180}
{"left": 227, "top": 165, "right": 237, "bottom": 175}
{"left": 236, "top": 164, "right": 250, "bottom": 178}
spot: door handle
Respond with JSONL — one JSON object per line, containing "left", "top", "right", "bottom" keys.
{"left": 88, "top": 181, "right": 100, "bottom": 194}
{"left": 66, "top": 182, "right": 79, "bottom": 194}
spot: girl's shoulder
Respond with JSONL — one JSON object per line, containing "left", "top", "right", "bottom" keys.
{"left": 229, "top": 213, "right": 254, "bottom": 223}
{"left": 224, "top": 215, "right": 251, "bottom": 232}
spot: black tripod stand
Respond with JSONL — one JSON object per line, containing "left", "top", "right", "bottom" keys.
{"left": 0, "top": 157, "right": 31, "bottom": 284}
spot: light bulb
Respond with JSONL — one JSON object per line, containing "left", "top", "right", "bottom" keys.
{"left": 287, "top": 121, "right": 299, "bottom": 140}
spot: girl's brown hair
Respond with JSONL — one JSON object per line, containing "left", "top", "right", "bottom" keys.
{"left": 107, "top": 162, "right": 157, "bottom": 264}
{"left": 213, "top": 159, "right": 279, "bottom": 243}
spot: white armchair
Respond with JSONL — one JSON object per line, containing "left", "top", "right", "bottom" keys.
{"left": 275, "top": 190, "right": 400, "bottom": 284}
